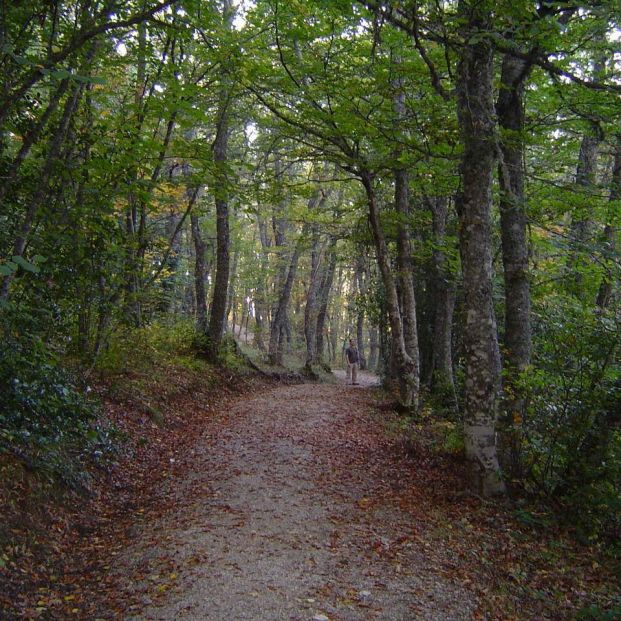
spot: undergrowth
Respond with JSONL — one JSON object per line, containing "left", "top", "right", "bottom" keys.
{"left": 0, "top": 309, "right": 113, "bottom": 495}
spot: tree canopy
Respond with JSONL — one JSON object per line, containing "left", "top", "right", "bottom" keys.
{"left": 1, "top": 0, "right": 620, "bottom": 536}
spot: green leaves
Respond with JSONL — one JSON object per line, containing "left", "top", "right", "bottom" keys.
{"left": 13, "top": 255, "right": 42, "bottom": 273}
{"left": 49, "top": 68, "right": 72, "bottom": 80}
{"left": 0, "top": 261, "right": 18, "bottom": 276}
{"left": 42, "top": 66, "right": 108, "bottom": 84}
{"left": 1, "top": 255, "right": 46, "bottom": 276}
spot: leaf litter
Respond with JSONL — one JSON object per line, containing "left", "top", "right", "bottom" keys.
{"left": 1, "top": 368, "right": 618, "bottom": 620}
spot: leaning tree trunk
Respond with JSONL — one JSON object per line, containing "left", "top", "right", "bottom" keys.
{"left": 0, "top": 77, "right": 70, "bottom": 207}
{"left": 456, "top": 0, "right": 505, "bottom": 496}
{"left": 360, "top": 169, "right": 418, "bottom": 409}
{"left": 1, "top": 76, "right": 84, "bottom": 301}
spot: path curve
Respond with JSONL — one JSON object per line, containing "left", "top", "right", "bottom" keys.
{"left": 116, "top": 375, "right": 475, "bottom": 621}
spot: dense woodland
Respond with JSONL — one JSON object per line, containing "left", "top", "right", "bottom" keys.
{"left": 1, "top": 0, "right": 620, "bottom": 551}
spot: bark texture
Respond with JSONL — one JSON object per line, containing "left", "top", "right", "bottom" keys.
{"left": 496, "top": 50, "right": 533, "bottom": 479}
{"left": 456, "top": 0, "right": 505, "bottom": 495}
{"left": 393, "top": 87, "right": 420, "bottom": 377}
{"left": 368, "top": 326, "right": 379, "bottom": 371}
{"left": 497, "top": 52, "right": 532, "bottom": 376}
{"left": 254, "top": 214, "right": 272, "bottom": 351}
{"left": 354, "top": 255, "right": 367, "bottom": 370}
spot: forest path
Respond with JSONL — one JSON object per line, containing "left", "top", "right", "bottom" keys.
{"left": 116, "top": 373, "right": 476, "bottom": 621}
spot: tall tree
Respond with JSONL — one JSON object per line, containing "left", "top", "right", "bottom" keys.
{"left": 496, "top": 44, "right": 533, "bottom": 478}
{"left": 455, "top": 0, "right": 504, "bottom": 495}
{"left": 392, "top": 65, "right": 420, "bottom": 405}
{"left": 206, "top": 0, "right": 235, "bottom": 359}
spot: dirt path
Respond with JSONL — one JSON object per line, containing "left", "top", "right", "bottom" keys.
{"left": 114, "top": 373, "right": 476, "bottom": 621}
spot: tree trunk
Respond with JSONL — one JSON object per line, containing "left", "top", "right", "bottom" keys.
{"left": 355, "top": 311, "right": 366, "bottom": 370}
{"left": 378, "top": 302, "right": 389, "bottom": 379}
{"left": 456, "top": 0, "right": 505, "bottom": 495}
{"left": 122, "top": 19, "right": 148, "bottom": 327}
{"left": 0, "top": 78, "right": 70, "bottom": 207}
{"left": 497, "top": 52, "right": 532, "bottom": 375}
{"left": 496, "top": 50, "right": 534, "bottom": 479}
{"left": 329, "top": 266, "right": 344, "bottom": 364}
{"left": 254, "top": 214, "right": 271, "bottom": 351}
{"left": 206, "top": 0, "right": 234, "bottom": 359}
{"left": 393, "top": 79, "right": 420, "bottom": 381}
{"left": 354, "top": 255, "right": 367, "bottom": 369}
{"left": 368, "top": 326, "right": 379, "bottom": 371}
{"left": 428, "top": 196, "right": 456, "bottom": 396}
{"left": 567, "top": 125, "right": 602, "bottom": 296}
{"left": 191, "top": 213, "right": 208, "bottom": 331}
{"left": 1, "top": 78, "right": 84, "bottom": 301}
{"left": 315, "top": 238, "right": 338, "bottom": 366}
{"left": 226, "top": 248, "right": 239, "bottom": 334}
{"left": 596, "top": 134, "right": 620, "bottom": 309}
{"left": 304, "top": 228, "right": 323, "bottom": 368}
{"left": 361, "top": 169, "right": 418, "bottom": 409}
{"left": 268, "top": 223, "right": 310, "bottom": 365}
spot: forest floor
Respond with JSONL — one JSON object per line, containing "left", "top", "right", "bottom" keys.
{"left": 1, "top": 365, "right": 619, "bottom": 620}
{"left": 118, "top": 370, "right": 475, "bottom": 621}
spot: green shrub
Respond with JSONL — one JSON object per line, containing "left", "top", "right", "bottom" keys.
{"left": 0, "top": 313, "right": 110, "bottom": 489}
{"left": 522, "top": 297, "right": 621, "bottom": 539}
{"left": 95, "top": 319, "right": 199, "bottom": 374}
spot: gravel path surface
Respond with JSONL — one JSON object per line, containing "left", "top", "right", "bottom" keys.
{"left": 119, "top": 372, "right": 476, "bottom": 621}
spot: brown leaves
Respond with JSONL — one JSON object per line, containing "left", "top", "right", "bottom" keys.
{"left": 0, "top": 362, "right": 270, "bottom": 620}
{"left": 2, "top": 370, "right": 618, "bottom": 621}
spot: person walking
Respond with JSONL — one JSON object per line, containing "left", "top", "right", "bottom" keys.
{"left": 344, "top": 338, "right": 360, "bottom": 385}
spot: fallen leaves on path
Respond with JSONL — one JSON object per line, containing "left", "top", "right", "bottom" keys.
{"left": 1, "top": 369, "right": 618, "bottom": 620}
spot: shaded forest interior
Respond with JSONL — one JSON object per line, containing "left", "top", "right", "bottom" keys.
{"left": 0, "top": 0, "right": 620, "bottom": 618}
